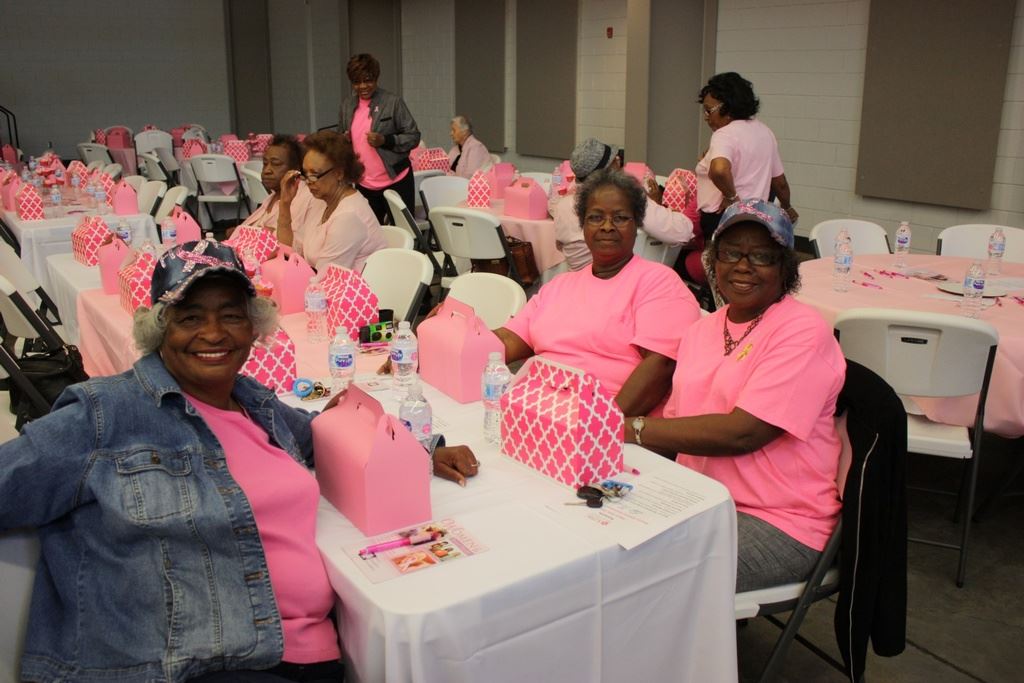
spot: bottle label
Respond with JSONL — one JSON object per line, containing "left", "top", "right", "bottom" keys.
{"left": 834, "top": 254, "right": 852, "bottom": 268}
{"left": 896, "top": 234, "right": 910, "bottom": 248}
{"left": 330, "top": 352, "right": 354, "bottom": 369}
{"left": 391, "top": 348, "right": 417, "bottom": 363}
{"left": 483, "top": 381, "right": 508, "bottom": 401}
{"left": 305, "top": 292, "right": 327, "bottom": 312}
{"left": 990, "top": 242, "right": 1005, "bottom": 256}
{"left": 964, "top": 276, "right": 985, "bottom": 292}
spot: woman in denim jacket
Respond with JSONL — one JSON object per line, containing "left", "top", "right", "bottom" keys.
{"left": 0, "top": 240, "right": 477, "bottom": 683}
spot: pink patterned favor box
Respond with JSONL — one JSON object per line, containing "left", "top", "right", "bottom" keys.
{"left": 242, "top": 328, "right": 297, "bottom": 393}
{"left": 500, "top": 357, "right": 623, "bottom": 489}
{"left": 224, "top": 139, "right": 250, "bottom": 163}
{"left": 661, "top": 168, "right": 697, "bottom": 216}
{"left": 16, "top": 184, "right": 45, "bottom": 221}
{"left": 466, "top": 170, "right": 490, "bottom": 207}
{"left": 413, "top": 148, "right": 451, "bottom": 173}
{"left": 118, "top": 250, "right": 158, "bottom": 313}
{"left": 318, "top": 265, "right": 379, "bottom": 337}
{"left": 224, "top": 225, "right": 278, "bottom": 264}
{"left": 72, "top": 215, "right": 111, "bottom": 266}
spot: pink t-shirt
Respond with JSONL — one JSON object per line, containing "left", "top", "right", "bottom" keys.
{"left": 696, "top": 118, "right": 784, "bottom": 212}
{"left": 294, "top": 190, "right": 387, "bottom": 272}
{"left": 242, "top": 184, "right": 323, "bottom": 238}
{"left": 665, "top": 296, "right": 845, "bottom": 550}
{"left": 503, "top": 255, "right": 700, "bottom": 396}
{"left": 187, "top": 396, "right": 340, "bottom": 664}
{"left": 351, "top": 98, "right": 410, "bottom": 190}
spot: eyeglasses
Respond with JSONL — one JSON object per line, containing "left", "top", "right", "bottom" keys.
{"left": 585, "top": 213, "right": 635, "bottom": 228}
{"left": 300, "top": 167, "right": 336, "bottom": 184}
{"left": 715, "top": 247, "right": 781, "bottom": 267}
{"left": 702, "top": 103, "right": 723, "bottom": 117}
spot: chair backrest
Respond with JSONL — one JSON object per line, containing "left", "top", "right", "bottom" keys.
{"left": 102, "top": 163, "right": 122, "bottom": 180}
{"left": 0, "top": 529, "right": 40, "bottom": 683}
{"left": 0, "top": 241, "right": 42, "bottom": 299}
{"left": 634, "top": 227, "right": 683, "bottom": 266}
{"left": 936, "top": 224, "right": 1024, "bottom": 263}
{"left": 190, "top": 154, "right": 241, "bottom": 186}
{"left": 137, "top": 180, "right": 167, "bottom": 216}
{"left": 134, "top": 129, "right": 173, "bottom": 155}
{"left": 182, "top": 125, "right": 210, "bottom": 143}
{"left": 360, "top": 248, "right": 433, "bottom": 323}
{"left": 383, "top": 189, "right": 425, "bottom": 245}
{"left": 0, "top": 274, "right": 64, "bottom": 350}
{"left": 123, "top": 175, "right": 145, "bottom": 193}
{"left": 428, "top": 206, "right": 506, "bottom": 261}
{"left": 153, "top": 186, "right": 190, "bottom": 223}
{"left": 381, "top": 225, "right": 415, "bottom": 250}
{"left": 519, "top": 172, "right": 552, "bottom": 194}
{"left": 155, "top": 146, "right": 180, "bottom": 174}
{"left": 446, "top": 272, "right": 527, "bottom": 328}
{"left": 85, "top": 160, "right": 106, "bottom": 173}
{"left": 419, "top": 176, "right": 469, "bottom": 216}
{"left": 77, "top": 142, "right": 112, "bottom": 165}
{"left": 810, "top": 219, "right": 891, "bottom": 258}
{"left": 488, "top": 153, "right": 502, "bottom": 167}
{"left": 241, "top": 167, "right": 269, "bottom": 207}
{"left": 139, "top": 152, "right": 170, "bottom": 183}
{"left": 834, "top": 308, "right": 998, "bottom": 399}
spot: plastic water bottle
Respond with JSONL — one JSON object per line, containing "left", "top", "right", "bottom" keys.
{"left": 832, "top": 229, "right": 853, "bottom": 293}
{"left": 327, "top": 326, "right": 356, "bottom": 392}
{"left": 961, "top": 261, "right": 986, "bottom": 318}
{"left": 390, "top": 321, "right": 418, "bottom": 391}
{"left": 482, "top": 351, "right": 512, "bottom": 444}
{"left": 893, "top": 221, "right": 911, "bottom": 270}
{"left": 49, "top": 186, "right": 62, "bottom": 211}
{"left": 987, "top": 228, "right": 1006, "bottom": 277}
{"left": 160, "top": 217, "right": 177, "bottom": 244}
{"left": 304, "top": 279, "right": 328, "bottom": 343}
{"left": 399, "top": 381, "right": 433, "bottom": 450}
{"left": 205, "top": 231, "right": 216, "bottom": 242}
{"left": 70, "top": 174, "right": 81, "bottom": 201}
{"left": 116, "top": 219, "right": 133, "bottom": 245}
{"left": 550, "top": 165, "right": 563, "bottom": 199}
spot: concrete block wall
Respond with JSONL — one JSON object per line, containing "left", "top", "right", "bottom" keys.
{"left": 716, "top": 0, "right": 1024, "bottom": 251}
{"left": 577, "top": 0, "right": 628, "bottom": 150}
{"left": 401, "top": 0, "right": 455, "bottom": 152}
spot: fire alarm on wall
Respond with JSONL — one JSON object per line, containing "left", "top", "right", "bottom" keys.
{"left": 606, "top": 26, "right": 613, "bottom": 38}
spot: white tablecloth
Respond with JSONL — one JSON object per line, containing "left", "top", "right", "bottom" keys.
{"left": 3, "top": 209, "right": 156, "bottom": 294}
{"left": 44, "top": 253, "right": 99, "bottom": 344}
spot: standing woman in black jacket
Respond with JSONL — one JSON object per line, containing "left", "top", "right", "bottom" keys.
{"left": 339, "top": 53, "right": 421, "bottom": 225}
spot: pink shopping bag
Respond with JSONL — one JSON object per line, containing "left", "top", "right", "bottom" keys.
{"left": 318, "top": 265, "right": 379, "bottom": 338}
{"left": 466, "top": 170, "right": 490, "bottom": 207}
{"left": 15, "top": 184, "right": 44, "bottom": 221}
{"left": 111, "top": 179, "right": 139, "bottom": 215}
{"left": 72, "top": 215, "right": 111, "bottom": 266}
{"left": 661, "top": 168, "right": 698, "bottom": 223}
{"left": 261, "top": 251, "right": 315, "bottom": 314}
{"left": 98, "top": 237, "right": 132, "bottom": 294}
{"left": 241, "top": 328, "right": 297, "bottom": 393}
{"left": 117, "top": 249, "right": 158, "bottom": 313}
{"left": 504, "top": 178, "right": 548, "bottom": 220}
{"left": 313, "top": 386, "right": 432, "bottom": 536}
{"left": 224, "top": 225, "right": 278, "bottom": 264}
{"left": 417, "top": 297, "right": 504, "bottom": 403}
{"left": 500, "top": 357, "right": 623, "bottom": 488}
{"left": 486, "top": 163, "right": 516, "bottom": 200}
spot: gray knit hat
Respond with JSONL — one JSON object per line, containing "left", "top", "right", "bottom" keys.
{"left": 570, "top": 138, "right": 616, "bottom": 180}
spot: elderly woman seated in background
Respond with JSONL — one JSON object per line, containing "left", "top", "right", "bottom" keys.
{"left": 447, "top": 115, "right": 490, "bottom": 178}
{"left": 277, "top": 130, "right": 387, "bottom": 273}
{"left": 625, "top": 200, "right": 844, "bottom": 591}
{"left": 551, "top": 138, "right": 693, "bottom": 272}
{"left": 0, "top": 241, "right": 478, "bottom": 683}
{"left": 498, "top": 167, "right": 701, "bottom": 415}
{"left": 230, "top": 134, "right": 321, "bottom": 239}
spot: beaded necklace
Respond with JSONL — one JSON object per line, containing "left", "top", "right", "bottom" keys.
{"left": 722, "top": 312, "right": 765, "bottom": 356}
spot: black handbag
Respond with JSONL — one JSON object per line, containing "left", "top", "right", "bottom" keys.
{"left": 9, "top": 345, "right": 89, "bottom": 429}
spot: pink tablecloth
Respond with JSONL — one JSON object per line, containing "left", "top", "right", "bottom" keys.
{"left": 797, "top": 253, "right": 1024, "bottom": 438}
{"left": 467, "top": 199, "right": 565, "bottom": 273}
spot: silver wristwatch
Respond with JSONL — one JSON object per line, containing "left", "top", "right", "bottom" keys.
{"left": 632, "top": 416, "right": 646, "bottom": 447}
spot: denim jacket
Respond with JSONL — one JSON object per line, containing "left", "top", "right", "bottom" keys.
{"left": 338, "top": 87, "right": 421, "bottom": 179}
{"left": 0, "top": 353, "right": 315, "bottom": 682}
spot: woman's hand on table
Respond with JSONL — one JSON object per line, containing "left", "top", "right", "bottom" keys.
{"left": 432, "top": 446, "right": 479, "bottom": 487}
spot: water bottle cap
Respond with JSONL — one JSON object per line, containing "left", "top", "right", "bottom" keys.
{"left": 406, "top": 382, "right": 422, "bottom": 397}
{"left": 335, "top": 326, "right": 348, "bottom": 337}
{"left": 398, "top": 321, "right": 411, "bottom": 330}
{"left": 488, "top": 351, "right": 502, "bottom": 361}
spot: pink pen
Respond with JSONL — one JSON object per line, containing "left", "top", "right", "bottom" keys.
{"left": 853, "top": 280, "right": 883, "bottom": 290}
{"left": 861, "top": 270, "right": 876, "bottom": 279}
{"left": 359, "top": 529, "right": 443, "bottom": 558}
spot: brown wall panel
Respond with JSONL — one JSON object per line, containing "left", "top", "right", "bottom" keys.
{"left": 516, "top": 0, "right": 577, "bottom": 158}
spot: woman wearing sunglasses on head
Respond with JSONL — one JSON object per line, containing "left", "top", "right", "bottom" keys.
{"left": 277, "top": 130, "right": 387, "bottom": 273}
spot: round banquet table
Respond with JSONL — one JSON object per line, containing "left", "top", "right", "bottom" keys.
{"left": 796, "top": 253, "right": 1024, "bottom": 438}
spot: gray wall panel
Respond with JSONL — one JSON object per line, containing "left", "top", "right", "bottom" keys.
{"left": 227, "top": 0, "right": 273, "bottom": 135}
{"left": 348, "top": 0, "right": 402, "bottom": 94}
{"left": 454, "top": 0, "right": 505, "bottom": 152}
{"left": 516, "top": 0, "right": 576, "bottom": 158}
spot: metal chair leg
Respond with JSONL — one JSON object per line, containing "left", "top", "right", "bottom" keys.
{"left": 956, "top": 451, "right": 982, "bottom": 588}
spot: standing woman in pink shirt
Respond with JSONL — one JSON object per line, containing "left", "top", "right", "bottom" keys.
{"left": 695, "top": 72, "right": 798, "bottom": 249}
{"left": 338, "top": 53, "right": 422, "bottom": 225}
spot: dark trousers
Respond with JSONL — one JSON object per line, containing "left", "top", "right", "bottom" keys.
{"left": 188, "top": 659, "right": 345, "bottom": 683}
{"left": 356, "top": 168, "right": 416, "bottom": 226}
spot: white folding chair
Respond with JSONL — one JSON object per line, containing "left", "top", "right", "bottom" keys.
{"left": 77, "top": 142, "right": 112, "bottom": 166}
{"left": 936, "top": 224, "right": 1024, "bottom": 262}
{"left": 84, "top": 160, "right": 106, "bottom": 173}
{"left": 381, "top": 225, "right": 414, "bottom": 250}
{"left": 102, "top": 163, "right": 122, "bottom": 180}
{"left": 139, "top": 152, "right": 174, "bottom": 185}
{"left": 241, "top": 167, "right": 269, "bottom": 209}
{"left": 383, "top": 189, "right": 447, "bottom": 274}
{"left": 413, "top": 169, "right": 443, "bottom": 215}
{"left": 429, "top": 206, "right": 522, "bottom": 289}
{"left": 360, "top": 248, "right": 433, "bottom": 323}
{"left": 0, "top": 528, "right": 39, "bottom": 683}
{"left": 137, "top": 180, "right": 167, "bottom": 217}
{"left": 809, "top": 219, "right": 891, "bottom": 258}
{"left": 834, "top": 308, "right": 998, "bottom": 587}
{"left": 153, "top": 186, "right": 190, "bottom": 224}
{"left": 190, "top": 154, "right": 249, "bottom": 227}
{"left": 122, "top": 175, "right": 145, "bottom": 193}
{"left": 488, "top": 153, "right": 502, "bottom": 167}
{"left": 634, "top": 227, "right": 682, "bottom": 267}
{"left": 134, "top": 129, "right": 172, "bottom": 156}
{"left": 419, "top": 175, "right": 470, "bottom": 250}
{"left": 182, "top": 124, "right": 210, "bottom": 143}
{"left": 446, "top": 272, "right": 527, "bottom": 328}
{"left": 0, "top": 241, "right": 62, "bottom": 326}
{"left": 519, "top": 172, "right": 552, "bottom": 194}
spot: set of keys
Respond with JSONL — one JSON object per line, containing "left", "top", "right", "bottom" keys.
{"left": 564, "top": 480, "right": 635, "bottom": 509}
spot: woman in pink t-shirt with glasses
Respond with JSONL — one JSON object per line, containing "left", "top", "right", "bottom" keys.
{"left": 338, "top": 53, "right": 421, "bottom": 225}
{"left": 625, "top": 199, "right": 845, "bottom": 593}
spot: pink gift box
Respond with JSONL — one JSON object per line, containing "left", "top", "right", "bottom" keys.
{"left": 98, "top": 238, "right": 132, "bottom": 294}
{"left": 251, "top": 134, "right": 273, "bottom": 156}
{"left": 261, "top": 251, "right": 315, "bottom": 314}
{"left": 172, "top": 209, "right": 202, "bottom": 244}
{"left": 486, "top": 163, "right": 516, "bottom": 200}
{"left": 2, "top": 176, "right": 21, "bottom": 211}
{"left": 72, "top": 215, "right": 111, "bottom": 266}
{"left": 106, "top": 127, "right": 132, "bottom": 149}
{"left": 412, "top": 147, "right": 451, "bottom": 173}
{"left": 93, "top": 129, "right": 107, "bottom": 145}
{"left": 118, "top": 250, "right": 157, "bottom": 313}
{"left": 15, "top": 184, "right": 44, "bottom": 221}
{"left": 623, "top": 162, "right": 655, "bottom": 187}
{"left": 504, "top": 177, "right": 548, "bottom": 220}
{"left": 97, "top": 172, "right": 115, "bottom": 204}
{"left": 661, "top": 168, "right": 697, "bottom": 219}
{"left": 417, "top": 296, "right": 505, "bottom": 403}
{"left": 500, "top": 357, "right": 623, "bottom": 489}
{"left": 241, "top": 328, "right": 297, "bottom": 393}
{"left": 318, "top": 265, "right": 379, "bottom": 338}
{"left": 466, "top": 170, "right": 490, "bottom": 208}
{"left": 224, "top": 139, "right": 250, "bottom": 163}
{"left": 171, "top": 126, "right": 186, "bottom": 147}
{"left": 313, "top": 386, "right": 432, "bottom": 536}
{"left": 219, "top": 133, "right": 239, "bottom": 144}
{"left": 111, "top": 179, "right": 139, "bottom": 215}
{"left": 66, "top": 160, "right": 89, "bottom": 187}
{"left": 224, "top": 225, "right": 277, "bottom": 263}
{"left": 182, "top": 139, "right": 208, "bottom": 159}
